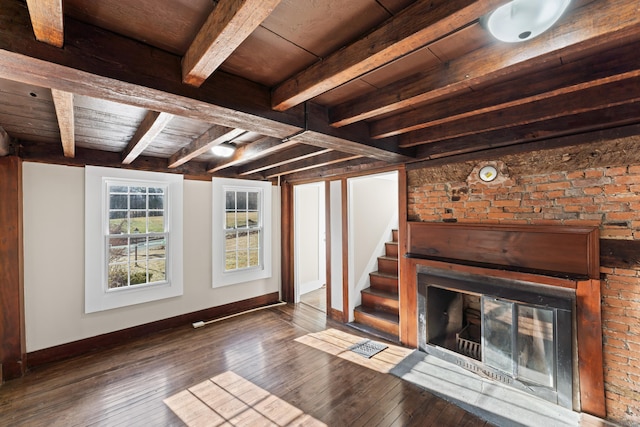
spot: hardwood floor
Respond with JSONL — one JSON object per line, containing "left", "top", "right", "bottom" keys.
{"left": 0, "top": 303, "right": 491, "bottom": 426}
{"left": 299, "top": 286, "right": 326, "bottom": 313}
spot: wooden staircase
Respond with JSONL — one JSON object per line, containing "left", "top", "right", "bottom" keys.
{"left": 352, "top": 230, "right": 399, "bottom": 340}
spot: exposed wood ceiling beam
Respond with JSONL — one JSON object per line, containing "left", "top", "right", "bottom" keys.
{"left": 264, "top": 151, "right": 362, "bottom": 179}
{"left": 283, "top": 158, "right": 394, "bottom": 183}
{"left": 182, "top": 0, "right": 282, "bottom": 87}
{"left": 238, "top": 145, "right": 332, "bottom": 176}
{"left": 206, "top": 137, "right": 296, "bottom": 173}
{"left": 0, "top": 1, "right": 409, "bottom": 164}
{"left": 330, "top": 0, "right": 640, "bottom": 128}
{"left": 407, "top": 123, "right": 640, "bottom": 171}
{"left": 0, "top": 126, "right": 11, "bottom": 156}
{"left": 169, "top": 126, "right": 246, "bottom": 168}
{"left": 400, "top": 76, "right": 640, "bottom": 147}
{"left": 371, "top": 41, "right": 640, "bottom": 139}
{"left": 25, "top": 0, "right": 64, "bottom": 47}
{"left": 415, "top": 102, "right": 640, "bottom": 160}
{"left": 50, "top": 89, "right": 74, "bottom": 158}
{"left": 271, "top": 0, "right": 506, "bottom": 111}
{"left": 121, "top": 111, "right": 173, "bottom": 164}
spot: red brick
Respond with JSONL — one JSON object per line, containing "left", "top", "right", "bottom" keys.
{"left": 605, "top": 166, "right": 629, "bottom": 176}
{"left": 583, "top": 187, "right": 603, "bottom": 195}
{"left": 613, "top": 268, "right": 638, "bottom": 277}
{"left": 614, "top": 175, "right": 640, "bottom": 185}
{"left": 606, "top": 212, "right": 636, "bottom": 221}
{"left": 585, "top": 169, "right": 604, "bottom": 178}
{"left": 628, "top": 165, "right": 640, "bottom": 174}
{"left": 566, "top": 171, "right": 585, "bottom": 179}
{"left": 536, "top": 182, "right": 571, "bottom": 191}
{"left": 604, "top": 320, "right": 631, "bottom": 332}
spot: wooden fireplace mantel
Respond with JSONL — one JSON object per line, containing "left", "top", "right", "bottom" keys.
{"left": 399, "top": 222, "right": 606, "bottom": 418}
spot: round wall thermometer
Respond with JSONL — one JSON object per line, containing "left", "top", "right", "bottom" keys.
{"left": 479, "top": 165, "right": 498, "bottom": 182}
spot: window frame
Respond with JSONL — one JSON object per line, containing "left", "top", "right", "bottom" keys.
{"left": 212, "top": 178, "right": 272, "bottom": 288}
{"left": 85, "top": 166, "right": 183, "bottom": 313}
{"left": 223, "top": 186, "right": 263, "bottom": 273}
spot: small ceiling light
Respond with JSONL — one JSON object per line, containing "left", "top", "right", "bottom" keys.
{"left": 485, "top": 0, "right": 571, "bottom": 43}
{"left": 211, "top": 142, "right": 236, "bottom": 157}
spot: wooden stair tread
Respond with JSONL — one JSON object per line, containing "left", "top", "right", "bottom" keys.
{"left": 361, "top": 287, "right": 398, "bottom": 300}
{"left": 354, "top": 305, "right": 399, "bottom": 323}
{"left": 378, "top": 255, "right": 398, "bottom": 261}
{"left": 370, "top": 271, "right": 398, "bottom": 280}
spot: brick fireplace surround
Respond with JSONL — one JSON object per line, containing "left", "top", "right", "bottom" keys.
{"left": 404, "top": 134, "right": 640, "bottom": 427}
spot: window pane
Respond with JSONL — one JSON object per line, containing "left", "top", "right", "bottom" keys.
{"left": 249, "top": 249, "right": 259, "bottom": 267}
{"left": 148, "top": 259, "right": 166, "bottom": 282}
{"left": 148, "top": 212, "right": 165, "bottom": 232}
{"left": 129, "top": 237, "right": 147, "bottom": 264}
{"left": 517, "top": 305, "right": 555, "bottom": 387}
{"left": 108, "top": 264, "right": 128, "bottom": 289}
{"left": 236, "top": 211, "right": 248, "bottom": 228}
{"left": 130, "top": 211, "right": 147, "bottom": 233}
{"left": 149, "top": 235, "right": 166, "bottom": 259}
{"left": 237, "top": 231, "right": 248, "bottom": 250}
{"left": 131, "top": 186, "right": 145, "bottom": 193}
{"left": 248, "top": 230, "right": 260, "bottom": 248}
{"left": 247, "top": 211, "right": 259, "bottom": 226}
{"left": 149, "top": 194, "right": 164, "bottom": 210}
{"left": 130, "top": 262, "right": 148, "bottom": 285}
{"left": 225, "top": 251, "right": 237, "bottom": 271}
{"left": 237, "top": 191, "right": 247, "bottom": 210}
{"left": 225, "top": 211, "right": 236, "bottom": 229}
{"left": 225, "top": 231, "right": 237, "bottom": 251}
{"left": 109, "top": 211, "right": 128, "bottom": 234}
{"left": 108, "top": 237, "right": 129, "bottom": 263}
{"left": 248, "top": 192, "right": 258, "bottom": 210}
{"left": 237, "top": 249, "right": 248, "bottom": 269}
{"left": 109, "top": 194, "right": 127, "bottom": 210}
{"left": 149, "top": 187, "right": 164, "bottom": 194}
{"left": 225, "top": 191, "right": 236, "bottom": 210}
{"left": 130, "top": 194, "right": 146, "bottom": 210}
{"left": 110, "top": 185, "right": 128, "bottom": 194}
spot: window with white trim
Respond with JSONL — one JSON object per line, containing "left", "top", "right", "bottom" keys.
{"left": 212, "top": 178, "right": 272, "bottom": 287}
{"left": 85, "top": 166, "right": 183, "bottom": 313}
{"left": 224, "top": 187, "right": 262, "bottom": 272}
{"left": 106, "top": 182, "right": 168, "bottom": 288}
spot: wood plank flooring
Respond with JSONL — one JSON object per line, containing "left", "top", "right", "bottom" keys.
{"left": 0, "top": 303, "right": 492, "bottom": 426}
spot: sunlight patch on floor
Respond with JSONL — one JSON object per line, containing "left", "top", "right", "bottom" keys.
{"left": 164, "top": 371, "right": 326, "bottom": 426}
{"left": 294, "top": 328, "right": 413, "bottom": 373}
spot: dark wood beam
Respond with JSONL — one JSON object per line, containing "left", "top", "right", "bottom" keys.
{"left": 601, "top": 239, "right": 640, "bottom": 269}
{"left": 206, "top": 137, "right": 295, "bottom": 173}
{"left": 0, "top": 156, "right": 25, "bottom": 381}
{"left": 407, "top": 122, "right": 640, "bottom": 171}
{"left": 121, "top": 111, "right": 173, "bottom": 165}
{"left": 50, "top": 89, "right": 74, "bottom": 158}
{"left": 290, "top": 103, "right": 413, "bottom": 163}
{"left": 401, "top": 76, "right": 640, "bottom": 147}
{"left": 271, "top": 0, "right": 506, "bottom": 111}
{"left": 415, "top": 102, "right": 640, "bottom": 160}
{"left": 182, "top": 0, "right": 282, "bottom": 86}
{"left": 371, "top": 41, "right": 640, "bottom": 138}
{"left": 168, "top": 126, "right": 246, "bottom": 168}
{"left": 19, "top": 141, "right": 211, "bottom": 180}
{"left": 283, "top": 158, "right": 391, "bottom": 182}
{"left": 237, "top": 145, "right": 332, "bottom": 176}
{"left": 25, "top": 0, "right": 63, "bottom": 47}
{"left": 0, "top": 126, "right": 10, "bottom": 156}
{"left": 329, "top": 0, "right": 640, "bottom": 127}
{"left": 280, "top": 182, "right": 294, "bottom": 302}
{"left": 264, "top": 152, "right": 362, "bottom": 178}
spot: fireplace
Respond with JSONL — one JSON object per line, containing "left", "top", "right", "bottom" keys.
{"left": 417, "top": 266, "right": 574, "bottom": 408}
{"left": 404, "top": 222, "right": 606, "bottom": 417}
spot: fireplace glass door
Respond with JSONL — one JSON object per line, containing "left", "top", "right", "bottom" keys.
{"left": 482, "top": 296, "right": 555, "bottom": 388}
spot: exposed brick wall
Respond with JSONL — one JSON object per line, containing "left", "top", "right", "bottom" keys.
{"left": 407, "top": 140, "right": 640, "bottom": 426}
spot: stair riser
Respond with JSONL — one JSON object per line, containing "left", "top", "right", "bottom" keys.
{"left": 377, "top": 257, "right": 398, "bottom": 275}
{"left": 370, "top": 274, "right": 398, "bottom": 293}
{"left": 354, "top": 311, "right": 399, "bottom": 336}
{"left": 392, "top": 229, "right": 399, "bottom": 243}
{"left": 361, "top": 293, "right": 399, "bottom": 314}
{"left": 385, "top": 242, "right": 398, "bottom": 258}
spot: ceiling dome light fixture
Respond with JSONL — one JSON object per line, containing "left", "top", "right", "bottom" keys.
{"left": 485, "top": 0, "right": 571, "bottom": 43}
{"left": 211, "top": 142, "right": 236, "bottom": 157}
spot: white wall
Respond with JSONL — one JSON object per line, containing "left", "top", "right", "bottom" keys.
{"left": 348, "top": 172, "right": 398, "bottom": 320}
{"left": 22, "top": 162, "right": 280, "bottom": 352}
{"left": 294, "top": 182, "right": 325, "bottom": 297}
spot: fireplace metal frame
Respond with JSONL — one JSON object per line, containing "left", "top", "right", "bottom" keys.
{"left": 417, "top": 266, "right": 575, "bottom": 409}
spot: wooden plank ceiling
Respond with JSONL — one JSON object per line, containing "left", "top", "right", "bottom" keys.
{"left": 0, "top": 0, "right": 638, "bottom": 181}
